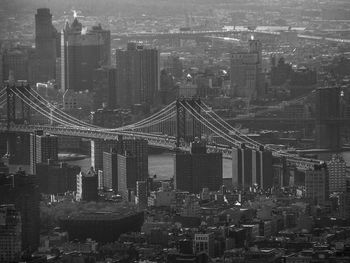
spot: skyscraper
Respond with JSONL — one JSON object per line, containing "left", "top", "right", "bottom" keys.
{"left": 233, "top": 145, "right": 273, "bottom": 189}
{"left": 0, "top": 170, "right": 40, "bottom": 252}
{"left": 115, "top": 43, "right": 159, "bottom": 108}
{"left": 36, "top": 160, "right": 80, "bottom": 194}
{"left": 30, "top": 130, "right": 58, "bottom": 174}
{"left": 305, "top": 164, "right": 329, "bottom": 205}
{"left": 76, "top": 169, "right": 98, "bottom": 201}
{"left": 230, "top": 39, "right": 262, "bottom": 99}
{"left": 35, "top": 8, "right": 58, "bottom": 82}
{"left": 232, "top": 145, "right": 252, "bottom": 188}
{"left": 0, "top": 205, "right": 22, "bottom": 262}
{"left": 174, "top": 140, "right": 222, "bottom": 194}
{"left": 121, "top": 138, "right": 149, "bottom": 182}
{"left": 103, "top": 149, "right": 118, "bottom": 191}
{"left": 60, "top": 19, "right": 111, "bottom": 91}
{"left": 118, "top": 152, "right": 137, "bottom": 201}
{"left": 327, "top": 154, "right": 347, "bottom": 193}
{"left": 91, "top": 139, "right": 117, "bottom": 172}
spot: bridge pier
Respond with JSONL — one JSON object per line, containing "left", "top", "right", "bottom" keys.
{"left": 6, "top": 83, "right": 31, "bottom": 128}
{"left": 176, "top": 98, "right": 202, "bottom": 147}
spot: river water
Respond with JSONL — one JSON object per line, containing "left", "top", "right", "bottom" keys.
{"left": 66, "top": 151, "right": 350, "bottom": 181}
{"left": 66, "top": 153, "right": 234, "bottom": 180}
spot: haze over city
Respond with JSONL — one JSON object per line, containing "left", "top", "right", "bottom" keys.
{"left": 1, "top": 0, "right": 350, "bottom": 262}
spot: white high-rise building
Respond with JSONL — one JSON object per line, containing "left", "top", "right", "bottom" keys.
{"left": 327, "top": 154, "right": 347, "bottom": 193}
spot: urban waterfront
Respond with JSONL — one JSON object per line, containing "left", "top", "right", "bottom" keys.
{"left": 64, "top": 151, "right": 350, "bottom": 181}
{"left": 2, "top": 0, "right": 350, "bottom": 261}
{"left": 65, "top": 153, "right": 237, "bottom": 180}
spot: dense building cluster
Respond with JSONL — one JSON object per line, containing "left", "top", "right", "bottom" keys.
{"left": 1, "top": 0, "right": 350, "bottom": 262}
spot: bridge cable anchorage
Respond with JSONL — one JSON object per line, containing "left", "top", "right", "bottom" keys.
{"left": 198, "top": 101, "right": 263, "bottom": 149}
{"left": 28, "top": 88, "right": 102, "bottom": 129}
{"left": 13, "top": 89, "right": 85, "bottom": 128}
{"left": 180, "top": 101, "right": 241, "bottom": 147}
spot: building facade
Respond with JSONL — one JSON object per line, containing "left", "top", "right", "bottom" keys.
{"left": 115, "top": 43, "right": 159, "bottom": 108}
{"left": 35, "top": 8, "right": 58, "bottom": 82}
{"left": 30, "top": 130, "right": 58, "bottom": 174}
{"left": 117, "top": 152, "right": 137, "bottom": 201}
{"left": 305, "top": 164, "right": 329, "bottom": 205}
{"left": 61, "top": 18, "right": 110, "bottom": 91}
{"left": 175, "top": 141, "right": 222, "bottom": 194}
{"left": 230, "top": 39, "right": 262, "bottom": 99}
{"left": 0, "top": 204, "right": 22, "bottom": 263}
{"left": 0, "top": 171, "right": 40, "bottom": 252}
{"left": 76, "top": 170, "right": 98, "bottom": 202}
{"left": 327, "top": 154, "right": 347, "bottom": 193}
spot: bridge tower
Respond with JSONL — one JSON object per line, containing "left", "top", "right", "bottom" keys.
{"left": 176, "top": 98, "right": 202, "bottom": 147}
{"left": 6, "top": 82, "right": 31, "bottom": 129}
{"left": 315, "top": 87, "right": 342, "bottom": 150}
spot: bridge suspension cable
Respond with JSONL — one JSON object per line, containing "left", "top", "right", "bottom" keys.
{"left": 28, "top": 88, "right": 101, "bottom": 129}
{"left": 112, "top": 101, "right": 177, "bottom": 131}
{"left": 198, "top": 101, "right": 264, "bottom": 149}
{"left": 180, "top": 101, "right": 242, "bottom": 147}
{"left": 13, "top": 89, "right": 85, "bottom": 128}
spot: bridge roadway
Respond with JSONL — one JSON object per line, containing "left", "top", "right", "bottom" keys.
{"left": 0, "top": 123, "right": 321, "bottom": 170}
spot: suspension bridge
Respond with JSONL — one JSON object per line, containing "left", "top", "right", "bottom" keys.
{"left": 0, "top": 83, "right": 323, "bottom": 170}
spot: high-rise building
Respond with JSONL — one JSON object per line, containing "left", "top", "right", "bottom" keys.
{"left": 30, "top": 130, "right": 58, "bottom": 174}
{"left": 36, "top": 160, "right": 80, "bottom": 194}
{"left": 91, "top": 139, "right": 117, "bottom": 172}
{"left": 115, "top": 43, "right": 159, "bottom": 108}
{"left": 305, "top": 164, "right": 329, "bottom": 205}
{"left": 121, "top": 138, "right": 149, "bottom": 182}
{"left": 136, "top": 180, "right": 148, "bottom": 208}
{"left": 232, "top": 145, "right": 252, "bottom": 188}
{"left": 327, "top": 154, "right": 347, "bottom": 193}
{"left": 76, "top": 169, "right": 98, "bottom": 201}
{"left": 61, "top": 19, "right": 111, "bottom": 91}
{"left": 0, "top": 170, "right": 40, "bottom": 252}
{"left": 92, "top": 67, "right": 116, "bottom": 110}
{"left": 174, "top": 141, "right": 222, "bottom": 194}
{"left": 101, "top": 138, "right": 148, "bottom": 192}
{"left": 5, "top": 132, "right": 31, "bottom": 165}
{"left": 35, "top": 8, "right": 58, "bottom": 82}
{"left": 193, "top": 233, "right": 215, "bottom": 257}
{"left": 252, "top": 148, "right": 273, "bottom": 189}
{"left": 230, "top": 39, "right": 262, "bottom": 99}
{"left": 118, "top": 152, "right": 137, "bottom": 201}
{"left": 2, "top": 47, "right": 29, "bottom": 81}
{"left": 103, "top": 149, "right": 118, "bottom": 191}
{"left": 0, "top": 204, "right": 22, "bottom": 262}
{"left": 232, "top": 145, "right": 273, "bottom": 189}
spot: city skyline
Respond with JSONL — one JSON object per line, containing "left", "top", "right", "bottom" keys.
{"left": 1, "top": 1, "right": 350, "bottom": 262}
